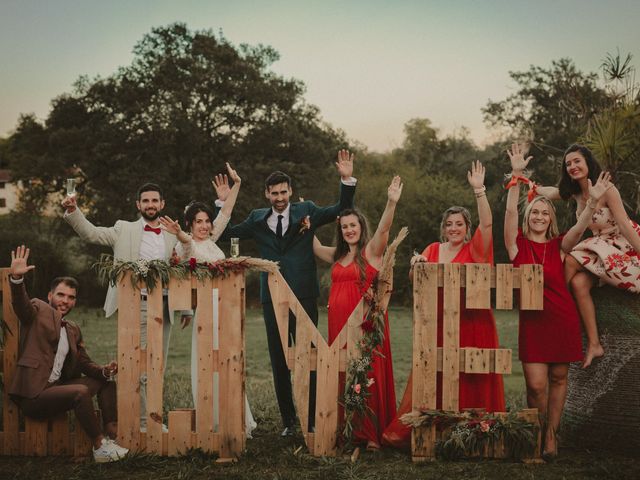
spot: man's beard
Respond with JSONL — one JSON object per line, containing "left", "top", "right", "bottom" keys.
{"left": 141, "top": 209, "right": 161, "bottom": 221}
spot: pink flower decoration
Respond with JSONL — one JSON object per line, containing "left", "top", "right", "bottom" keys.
{"left": 354, "top": 384, "right": 361, "bottom": 394}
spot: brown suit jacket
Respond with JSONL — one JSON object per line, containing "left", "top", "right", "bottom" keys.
{"left": 9, "top": 281, "right": 103, "bottom": 399}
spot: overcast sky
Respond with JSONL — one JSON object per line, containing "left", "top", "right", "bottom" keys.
{"left": 2, "top": 0, "right": 639, "bottom": 151}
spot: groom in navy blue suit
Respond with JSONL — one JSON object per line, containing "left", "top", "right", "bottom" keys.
{"left": 218, "top": 151, "right": 356, "bottom": 435}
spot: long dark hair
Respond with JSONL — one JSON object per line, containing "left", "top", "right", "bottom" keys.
{"left": 558, "top": 144, "right": 602, "bottom": 200}
{"left": 334, "top": 208, "right": 371, "bottom": 286}
{"left": 183, "top": 201, "right": 214, "bottom": 232}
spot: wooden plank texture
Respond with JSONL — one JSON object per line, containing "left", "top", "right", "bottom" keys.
{"left": 116, "top": 272, "right": 141, "bottom": 451}
{"left": 195, "top": 278, "right": 215, "bottom": 452}
{"left": 1, "top": 269, "right": 20, "bottom": 455}
{"left": 520, "top": 264, "right": 544, "bottom": 310}
{"left": 217, "top": 273, "right": 245, "bottom": 458}
{"left": 168, "top": 410, "right": 194, "bottom": 456}
{"left": 495, "top": 264, "right": 514, "bottom": 310}
{"left": 441, "top": 264, "right": 461, "bottom": 412}
{"left": 465, "top": 263, "right": 491, "bottom": 309}
{"left": 145, "top": 286, "right": 165, "bottom": 453}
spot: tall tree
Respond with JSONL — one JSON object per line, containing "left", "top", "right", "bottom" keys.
{"left": 6, "top": 23, "right": 345, "bottom": 223}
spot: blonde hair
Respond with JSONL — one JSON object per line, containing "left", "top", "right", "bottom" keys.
{"left": 522, "top": 196, "right": 559, "bottom": 240}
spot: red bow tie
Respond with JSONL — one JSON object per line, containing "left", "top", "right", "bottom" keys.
{"left": 144, "top": 224, "right": 162, "bottom": 235}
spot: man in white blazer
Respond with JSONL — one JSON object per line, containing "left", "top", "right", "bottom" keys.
{"left": 62, "top": 183, "right": 187, "bottom": 427}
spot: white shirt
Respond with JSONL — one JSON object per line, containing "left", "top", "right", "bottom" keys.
{"left": 48, "top": 325, "right": 70, "bottom": 383}
{"left": 138, "top": 222, "right": 166, "bottom": 260}
{"left": 267, "top": 204, "right": 290, "bottom": 235}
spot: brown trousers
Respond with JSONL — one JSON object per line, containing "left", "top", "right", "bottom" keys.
{"left": 18, "top": 377, "right": 116, "bottom": 440}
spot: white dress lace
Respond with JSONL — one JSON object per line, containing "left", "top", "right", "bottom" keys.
{"left": 175, "top": 212, "right": 257, "bottom": 437}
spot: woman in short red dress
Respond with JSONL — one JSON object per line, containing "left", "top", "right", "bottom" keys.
{"left": 314, "top": 176, "right": 403, "bottom": 449}
{"left": 382, "top": 160, "right": 504, "bottom": 449}
{"left": 504, "top": 143, "right": 611, "bottom": 460}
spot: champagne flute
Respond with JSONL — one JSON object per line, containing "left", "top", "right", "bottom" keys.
{"left": 230, "top": 238, "right": 240, "bottom": 258}
{"left": 66, "top": 178, "right": 76, "bottom": 198}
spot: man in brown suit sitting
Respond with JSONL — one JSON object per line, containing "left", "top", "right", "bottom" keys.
{"left": 8, "top": 245, "right": 128, "bottom": 462}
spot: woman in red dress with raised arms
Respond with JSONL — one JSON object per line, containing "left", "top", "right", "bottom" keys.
{"left": 383, "top": 160, "right": 504, "bottom": 449}
{"left": 313, "top": 176, "right": 403, "bottom": 450}
{"left": 504, "top": 143, "right": 611, "bottom": 460}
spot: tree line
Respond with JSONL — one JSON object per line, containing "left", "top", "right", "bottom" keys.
{"left": 1, "top": 23, "right": 638, "bottom": 305}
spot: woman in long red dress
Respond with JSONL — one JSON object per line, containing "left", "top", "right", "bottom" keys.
{"left": 313, "top": 176, "right": 403, "bottom": 449}
{"left": 382, "top": 160, "right": 504, "bottom": 449}
{"left": 504, "top": 143, "right": 611, "bottom": 460}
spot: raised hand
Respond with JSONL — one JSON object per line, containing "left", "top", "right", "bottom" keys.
{"left": 212, "top": 173, "right": 231, "bottom": 202}
{"left": 507, "top": 143, "right": 532, "bottom": 173}
{"left": 10, "top": 245, "right": 36, "bottom": 279}
{"left": 335, "top": 149, "right": 354, "bottom": 179}
{"left": 588, "top": 171, "right": 612, "bottom": 203}
{"left": 467, "top": 160, "right": 485, "bottom": 189}
{"left": 388, "top": 175, "right": 403, "bottom": 203}
{"left": 61, "top": 195, "right": 77, "bottom": 213}
{"left": 225, "top": 162, "right": 241, "bottom": 184}
{"left": 159, "top": 215, "right": 182, "bottom": 235}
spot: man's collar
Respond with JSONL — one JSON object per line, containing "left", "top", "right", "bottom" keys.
{"left": 271, "top": 204, "right": 291, "bottom": 218}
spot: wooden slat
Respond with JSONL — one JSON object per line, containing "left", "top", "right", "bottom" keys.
{"left": 411, "top": 263, "right": 439, "bottom": 460}
{"left": 116, "top": 271, "right": 141, "bottom": 451}
{"left": 465, "top": 264, "right": 491, "bottom": 309}
{"left": 217, "top": 272, "right": 245, "bottom": 458}
{"left": 167, "top": 410, "right": 194, "bottom": 456}
{"left": 314, "top": 340, "right": 340, "bottom": 456}
{"left": 495, "top": 264, "right": 514, "bottom": 310}
{"left": 464, "top": 348, "right": 490, "bottom": 374}
{"left": 494, "top": 349, "right": 512, "bottom": 374}
{"left": 292, "top": 312, "right": 312, "bottom": 435}
{"left": 145, "top": 286, "right": 165, "bottom": 453}
{"left": 441, "top": 264, "right": 460, "bottom": 411}
{"left": 50, "top": 414, "right": 71, "bottom": 455}
{"left": 24, "top": 417, "right": 48, "bottom": 456}
{"left": 168, "top": 276, "right": 192, "bottom": 312}
{"left": 1, "top": 269, "right": 20, "bottom": 455}
{"left": 520, "top": 264, "right": 544, "bottom": 310}
{"left": 195, "top": 278, "right": 215, "bottom": 452}
{"left": 268, "top": 272, "right": 290, "bottom": 359}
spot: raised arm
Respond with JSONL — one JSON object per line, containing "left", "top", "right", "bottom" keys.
{"left": 468, "top": 160, "right": 492, "bottom": 259}
{"left": 9, "top": 245, "right": 38, "bottom": 325}
{"left": 312, "top": 235, "right": 336, "bottom": 264}
{"left": 562, "top": 172, "right": 612, "bottom": 252}
{"left": 309, "top": 150, "right": 357, "bottom": 227}
{"left": 504, "top": 144, "right": 531, "bottom": 261}
{"left": 365, "top": 176, "right": 403, "bottom": 266}
{"left": 62, "top": 195, "right": 119, "bottom": 247}
{"left": 219, "top": 163, "right": 241, "bottom": 219}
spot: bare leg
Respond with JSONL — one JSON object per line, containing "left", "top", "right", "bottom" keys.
{"left": 545, "top": 363, "right": 569, "bottom": 457}
{"left": 566, "top": 260, "right": 603, "bottom": 368}
{"left": 522, "top": 363, "right": 549, "bottom": 414}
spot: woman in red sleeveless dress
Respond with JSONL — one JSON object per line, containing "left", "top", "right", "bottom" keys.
{"left": 314, "top": 176, "right": 403, "bottom": 449}
{"left": 504, "top": 143, "right": 611, "bottom": 460}
{"left": 382, "top": 160, "right": 504, "bottom": 449}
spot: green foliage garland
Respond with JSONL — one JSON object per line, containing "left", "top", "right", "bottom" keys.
{"left": 93, "top": 254, "right": 277, "bottom": 290}
{"left": 401, "top": 409, "right": 538, "bottom": 460}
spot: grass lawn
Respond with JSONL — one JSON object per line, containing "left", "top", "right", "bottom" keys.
{"left": 1, "top": 306, "right": 638, "bottom": 479}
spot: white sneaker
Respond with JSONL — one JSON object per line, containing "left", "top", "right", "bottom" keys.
{"left": 93, "top": 437, "right": 129, "bottom": 463}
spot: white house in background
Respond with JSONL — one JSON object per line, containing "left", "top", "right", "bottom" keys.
{"left": 0, "top": 170, "right": 20, "bottom": 215}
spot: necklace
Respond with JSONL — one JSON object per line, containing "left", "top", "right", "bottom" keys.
{"left": 528, "top": 240, "right": 548, "bottom": 265}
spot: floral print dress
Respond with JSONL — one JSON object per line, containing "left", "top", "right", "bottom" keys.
{"left": 570, "top": 207, "right": 640, "bottom": 293}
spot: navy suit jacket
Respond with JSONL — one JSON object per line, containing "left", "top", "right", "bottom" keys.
{"left": 222, "top": 183, "right": 356, "bottom": 303}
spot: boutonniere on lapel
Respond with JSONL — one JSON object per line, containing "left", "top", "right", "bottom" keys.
{"left": 298, "top": 215, "right": 311, "bottom": 235}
